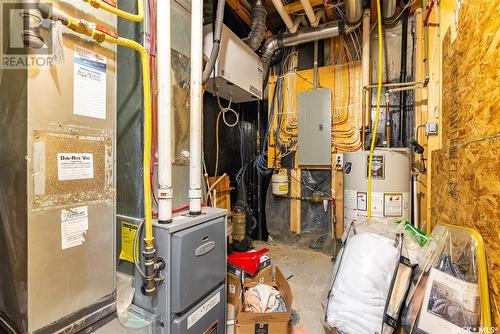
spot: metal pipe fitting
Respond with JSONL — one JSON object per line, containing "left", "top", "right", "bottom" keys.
{"left": 21, "top": 4, "right": 44, "bottom": 49}
{"left": 143, "top": 241, "right": 157, "bottom": 296}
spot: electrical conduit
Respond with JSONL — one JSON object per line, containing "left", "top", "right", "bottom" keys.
{"left": 157, "top": 0, "right": 173, "bottom": 223}
{"left": 189, "top": 0, "right": 204, "bottom": 215}
{"left": 367, "top": 0, "right": 383, "bottom": 218}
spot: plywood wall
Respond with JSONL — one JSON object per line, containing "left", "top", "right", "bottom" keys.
{"left": 430, "top": 0, "right": 500, "bottom": 324}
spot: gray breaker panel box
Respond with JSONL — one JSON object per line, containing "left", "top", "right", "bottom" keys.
{"left": 298, "top": 89, "right": 332, "bottom": 166}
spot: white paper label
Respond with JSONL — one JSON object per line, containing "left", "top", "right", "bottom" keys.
{"left": 344, "top": 190, "right": 409, "bottom": 229}
{"left": 344, "top": 189, "right": 357, "bottom": 210}
{"left": 229, "top": 284, "right": 236, "bottom": 294}
{"left": 73, "top": 46, "right": 107, "bottom": 119}
{"left": 187, "top": 291, "right": 221, "bottom": 329}
{"left": 357, "top": 192, "right": 367, "bottom": 211}
{"left": 384, "top": 193, "right": 403, "bottom": 217}
{"left": 61, "top": 206, "right": 88, "bottom": 249}
{"left": 57, "top": 153, "right": 94, "bottom": 181}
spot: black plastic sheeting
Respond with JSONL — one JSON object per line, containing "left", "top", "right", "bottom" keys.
{"left": 266, "top": 170, "right": 335, "bottom": 254}
{"left": 203, "top": 95, "right": 270, "bottom": 240}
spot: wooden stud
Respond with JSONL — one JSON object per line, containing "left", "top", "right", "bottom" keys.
{"left": 283, "top": 0, "right": 324, "bottom": 14}
{"left": 333, "top": 167, "right": 343, "bottom": 239}
{"left": 290, "top": 169, "right": 302, "bottom": 233}
{"left": 226, "top": 0, "right": 252, "bottom": 26}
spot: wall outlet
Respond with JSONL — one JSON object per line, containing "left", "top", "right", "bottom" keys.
{"left": 425, "top": 122, "right": 438, "bottom": 135}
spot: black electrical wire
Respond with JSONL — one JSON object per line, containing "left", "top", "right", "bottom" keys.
{"left": 398, "top": 10, "right": 409, "bottom": 146}
{"left": 255, "top": 47, "right": 292, "bottom": 175}
{"left": 0, "top": 313, "right": 19, "bottom": 334}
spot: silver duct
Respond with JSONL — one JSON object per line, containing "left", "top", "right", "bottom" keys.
{"left": 382, "top": 0, "right": 398, "bottom": 21}
{"left": 261, "top": 20, "right": 354, "bottom": 76}
{"left": 260, "top": 0, "right": 363, "bottom": 77}
{"left": 345, "top": 0, "right": 364, "bottom": 25}
{"left": 243, "top": 0, "right": 267, "bottom": 51}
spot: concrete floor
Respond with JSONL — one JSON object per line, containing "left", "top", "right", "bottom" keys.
{"left": 96, "top": 241, "right": 333, "bottom": 334}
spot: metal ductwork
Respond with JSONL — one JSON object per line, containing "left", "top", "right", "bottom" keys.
{"left": 345, "top": 0, "right": 364, "bottom": 25}
{"left": 261, "top": 20, "right": 353, "bottom": 78}
{"left": 243, "top": 0, "right": 267, "bottom": 51}
{"left": 260, "top": 0, "right": 363, "bottom": 77}
{"left": 382, "top": 0, "right": 398, "bottom": 21}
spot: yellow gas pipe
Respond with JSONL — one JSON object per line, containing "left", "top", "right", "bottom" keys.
{"left": 65, "top": 17, "right": 156, "bottom": 293}
{"left": 82, "top": 0, "right": 144, "bottom": 22}
{"left": 367, "top": 0, "right": 383, "bottom": 218}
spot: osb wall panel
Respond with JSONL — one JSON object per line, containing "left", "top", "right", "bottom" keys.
{"left": 431, "top": 0, "right": 500, "bottom": 325}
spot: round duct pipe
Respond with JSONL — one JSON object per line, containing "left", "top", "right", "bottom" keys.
{"left": 382, "top": 0, "right": 398, "bottom": 20}
{"left": 345, "top": 0, "right": 364, "bottom": 26}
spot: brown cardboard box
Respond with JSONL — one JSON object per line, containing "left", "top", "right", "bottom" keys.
{"left": 227, "top": 265, "right": 273, "bottom": 305}
{"left": 235, "top": 266, "right": 293, "bottom": 334}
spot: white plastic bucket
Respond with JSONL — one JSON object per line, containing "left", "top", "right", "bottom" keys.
{"left": 271, "top": 174, "right": 288, "bottom": 196}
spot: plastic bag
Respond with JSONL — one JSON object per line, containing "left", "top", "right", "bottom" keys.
{"left": 402, "top": 224, "right": 491, "bottom": 334}
{"left": 325, "top": 220, "right": 403, "bottom": 334}
{"left": 383, "top": 221, "right": 427, "bottom": 334}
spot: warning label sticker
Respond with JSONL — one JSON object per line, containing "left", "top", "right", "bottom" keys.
{"left": 119, "top": 221, "right": 138, "bottom": 263}
{"left": 57, "top": 153, "right": 94, "bottom": 181}
{"left": 384, "top": 193, "right": 403, "bottom": 217}
{"left": 187, "top": 291, "right": 220, "bottom": 329}
{"left": 357, "top": 192, "right": 367, "bottom": 211}
{"left": 61, "top": 206, "right": 88, "bottom": 249}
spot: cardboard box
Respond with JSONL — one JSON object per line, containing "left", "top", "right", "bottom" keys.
{"left": 234, "top": 266, "right": 293, "bottom": 334}
{"left": 227, "top": 265, "right": 272, "bottom": 305}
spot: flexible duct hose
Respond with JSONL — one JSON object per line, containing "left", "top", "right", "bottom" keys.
{"left": 243, "top": 0, "right": 267, "bottom": 51}
{"left": 202, "top": 0, "right": 226, "bottom": 84}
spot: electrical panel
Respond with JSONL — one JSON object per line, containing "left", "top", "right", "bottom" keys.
{"left": 203, "top": 24, "right": 263, "bottom": 103}
{"left": 298, "top": 89, "right": 333, "bottom": 166}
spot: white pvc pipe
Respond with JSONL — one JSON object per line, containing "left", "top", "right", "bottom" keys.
{"left": 270, "top": 0, "right": 296, "bottom": 32}
{"left": 362, "top": 9, "right": 371, "bottom": 131}
{"left": 189, "top": 0, "right": 203, "bottom": 215}
{"left": 300, "top": 0, "right": 319, "bottom": 27}
{"left": 157, "top": 0, "right": 173, "bottom": 223}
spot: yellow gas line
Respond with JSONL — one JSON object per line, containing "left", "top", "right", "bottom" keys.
{"left": 83, "top": 0, "right": 144, "bottom": 22}
{"left": 367, "top": 0, "right": 383, "bottom": 218}
{"left": 65, "top": 18, "right": 154, "bottom": 245}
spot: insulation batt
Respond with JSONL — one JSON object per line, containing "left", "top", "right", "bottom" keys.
{"left": 327, "top": 232, "right": 399, "bottom": 333}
